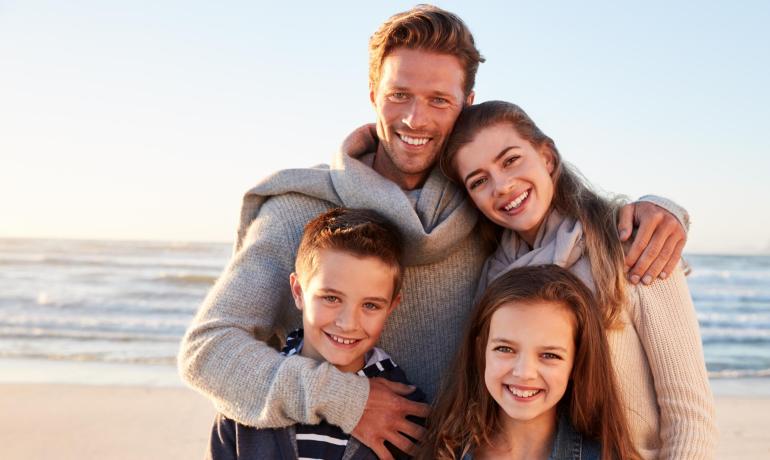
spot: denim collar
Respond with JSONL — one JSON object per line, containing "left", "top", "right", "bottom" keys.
{"left": 549, "top": 413, "right": 601, "bottom": 460}
{"left": 461, "top": 413, "right": 600, "bottom": 460}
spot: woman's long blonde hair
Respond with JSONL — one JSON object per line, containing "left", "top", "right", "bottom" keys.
{"left": 419, "top": 265, "right": 640, "bottom": 460}
{"left": 441, "top": 100, "right": 628, "bottom": 327}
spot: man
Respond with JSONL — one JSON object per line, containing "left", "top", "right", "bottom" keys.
{"left": 179, "top": 5, "right": 687, "bottom": 459}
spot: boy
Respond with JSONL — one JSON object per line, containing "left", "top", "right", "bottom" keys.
{"left": 207, "top": 208, "right": 424, "bottom": 460}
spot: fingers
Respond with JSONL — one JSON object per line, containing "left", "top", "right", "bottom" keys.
{"left": 640, "top": 233, "right": 677, "bottom": 282}
{"left": 385, "top": 431, "right": 418, "bottom": 457}
{"left": 660, "top": 238, "right": 685, "bottom": 279}
{"left": 628, "top": 221, "right": 669, "bottom": 284}
{"left": 616, "top": 203, "right": 636, "bottom": 242}
{"left": 379, "top": 377, "right": 417, "bottom": 396}
{"left": 396, "top": 418, "right": 427, "bottom": 442}
{"left": 402, "top": 399, "right": 430, "bottom": 418}
{"left": 624, "top": 212, "right": 659, "bottom": 276}
{"left": 628, "top": 214, "right": 684, "bottom": 284}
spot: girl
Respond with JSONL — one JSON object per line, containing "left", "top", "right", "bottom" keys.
{"left": 437, "top": 101, "right": 716, "bottom": 458}
{"left": 422, "top": 264, "right": 640, "bottom": 460}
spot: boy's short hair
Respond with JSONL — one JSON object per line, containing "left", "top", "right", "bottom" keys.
{"left": 295, "top": 208, "right": 404, "bottom": 296}
{"left": 368, "top": 4, "right": 485, "bottom": 97}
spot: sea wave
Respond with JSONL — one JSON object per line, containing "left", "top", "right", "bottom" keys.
{"left": 0, "top": 325, "right": 183, "bottom": 343}
{"left": 701, "top": 328, "right": 770, "bottom": 344}
{"left": 691, "top": 292, "right": 770, "bottom": 304}
{"left": 0, "top": 255, "right": 226, "bottom": 272}
{"left": 1, "top": 292, "right": 203, "bottom": 315}
{"left": 697, "top": 312, "right": 770, "bottom": 324}
{"left": 708, "top": 368, "right": 770, "bottom": 379}
{"left": 0, "top": 349, "right": 176, "bottom": 365}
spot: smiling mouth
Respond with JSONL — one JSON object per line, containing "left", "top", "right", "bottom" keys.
{"left": 505, "top": 385, "right": 543, "bottom": 399}
{"left": 501, "top": 190, "right": 529, "bottom": 211}
{"left": 397, "top": 132, "right": 432, "bottom": 146}
{"left": 324, "top": 332, "right": 362, "bottom": 346}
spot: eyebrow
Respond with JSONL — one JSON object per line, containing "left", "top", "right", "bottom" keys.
{"left": 462, "top": 146, "right": 520, "bottom": 184}
{"left": 489, "top": 337, "right": 568, "bottom": 353}
{"left": 318, "top": 288, "right": 389, "bottom": 304}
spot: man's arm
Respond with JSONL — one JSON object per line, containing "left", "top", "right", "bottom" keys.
{"left": 178, "top": 197, "right": 370, "bottom": 432}
{"left": 618, "top": 197, "right": 689, "bottom": 285}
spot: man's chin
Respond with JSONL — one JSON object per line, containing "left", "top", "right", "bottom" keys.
{"left": 392, "top": 152, "right": 440, "bottom": 175}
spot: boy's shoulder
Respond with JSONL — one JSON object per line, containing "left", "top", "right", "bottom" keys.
{"left": 208, "top": 413, "right": 296, "bottom": 460}
{"left": 281, "top": 329, "right": 426, "bottom": 402}
{"left": 360, "top": 346, "right": 426, "bottom": 403}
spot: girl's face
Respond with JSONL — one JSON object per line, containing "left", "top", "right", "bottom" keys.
{"left": 454, "top": 123, "right": 554, "bottom": 246}
{"left": 484, "top": 301, "right": 575, "bottom": 426}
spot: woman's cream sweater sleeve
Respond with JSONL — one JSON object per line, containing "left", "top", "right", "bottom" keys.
{"left": 633, "top": 266, "right": 718, "bottom": 458}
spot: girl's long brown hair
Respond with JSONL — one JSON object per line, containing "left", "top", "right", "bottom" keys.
{"left": 441, "top": 100, "right": 628, "bottom": 328}
{"left": 419, "top": 265, "right": 640, "bottom": 460}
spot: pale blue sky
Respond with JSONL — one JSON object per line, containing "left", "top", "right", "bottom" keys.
{"left": 1, "top": 1, "right": 768, "bottom": 253}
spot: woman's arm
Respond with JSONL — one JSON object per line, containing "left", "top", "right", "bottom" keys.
{"left": 633, "top": 265, "right": 718, "bottom": 459}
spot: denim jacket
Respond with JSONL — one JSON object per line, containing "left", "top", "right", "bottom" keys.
{"left": 461, "top": 413, "right": 601, "bottom": 460}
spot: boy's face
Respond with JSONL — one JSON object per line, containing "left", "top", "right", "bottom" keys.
{"left": 290, "top": 249, "right": 400, "bottom": 373}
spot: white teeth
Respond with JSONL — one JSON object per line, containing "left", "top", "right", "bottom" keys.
{"left": 399, "top": 134, "right": 430, "bottom": 146}
{"left": 507, "top": 386, "right": 540, "bottom": 398}
{"left": 503, "top": 190, "right": 529, "bottom": 211}
{"left": 329, "top": 334, "right": 358, "bottom": 345}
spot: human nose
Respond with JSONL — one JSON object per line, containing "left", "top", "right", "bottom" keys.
{"left": 335, "top": 304, "right": 358, "bottom": 331}
{"left": 511, "top": 354, "right": 537, "bottom": 379}
{"left": 493, "top": 174, "right": 513, "bottom": 197}
{"left": 401, "top": 100, "right": 428, "bottom": 130}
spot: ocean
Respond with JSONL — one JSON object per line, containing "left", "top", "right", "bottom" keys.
{"left": 1, "top": 238, "right": 768, "bottom": 388}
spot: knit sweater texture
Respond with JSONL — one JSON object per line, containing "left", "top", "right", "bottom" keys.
{"left": 482, "top": 211, "right": 717, "bottom": 459}
{"left": 178, "top": 125, "right": 696, "bottom": 447}
{"left": 178, "top": 139, "right": 486, "bottom": 434}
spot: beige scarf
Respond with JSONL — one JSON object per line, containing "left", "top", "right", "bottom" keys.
{"left": 477, "top": 210, "right": 594, "bottom": 298}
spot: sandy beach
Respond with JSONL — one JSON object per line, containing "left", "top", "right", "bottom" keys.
{"left": 0, "top": 383, "right": 766, "bottom": 459}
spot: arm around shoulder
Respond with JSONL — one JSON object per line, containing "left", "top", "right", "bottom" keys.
{"left": 178, "top": 196, "right": 370, "bottom": 432}
{"left": 633, "top": 265, "right": 718, "bottom": 458}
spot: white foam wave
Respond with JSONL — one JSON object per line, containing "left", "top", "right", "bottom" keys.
{"left": 709, "top": 368, "right": 770, "bottom": 379}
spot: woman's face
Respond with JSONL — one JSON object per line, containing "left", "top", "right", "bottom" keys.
{"left": 454, "top": 123, "right": 554, "bottom": 245}
{"left": 484, "top": 301, "right": 575, "bottom": 426}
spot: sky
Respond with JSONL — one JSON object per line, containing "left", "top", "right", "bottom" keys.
{"left": 1, "top": 1, "right": 769, "bottom": 254}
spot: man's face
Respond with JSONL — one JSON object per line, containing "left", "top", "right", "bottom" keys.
{"left": 370, "top": 48, "right": 473, "bottom": 190}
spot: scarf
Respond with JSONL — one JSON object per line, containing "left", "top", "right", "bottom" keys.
{"left": 477, "top": 210, "right": 594, "bottom": 297}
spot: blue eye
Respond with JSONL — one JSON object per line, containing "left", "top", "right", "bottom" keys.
{"left": 494, "top": 345, "right": 514, "bottom": 353}
{"left": 542, "top": 352, "right": 561, "bottom": 360}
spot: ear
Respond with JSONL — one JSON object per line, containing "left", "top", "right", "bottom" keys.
{"left": 289, "top": 273, "right": 304, "bottom": 311}
{"left": 540, "top": 145, "right": 555, "bottom": 175}
{"left": 387, "top": 293, "right": 402, "bottom": 314}
{"left": 369, "top": 85, "right": 377, "bottom": 106}
{"left": 465, "top": 91, "right": 475, "bottom": 106}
